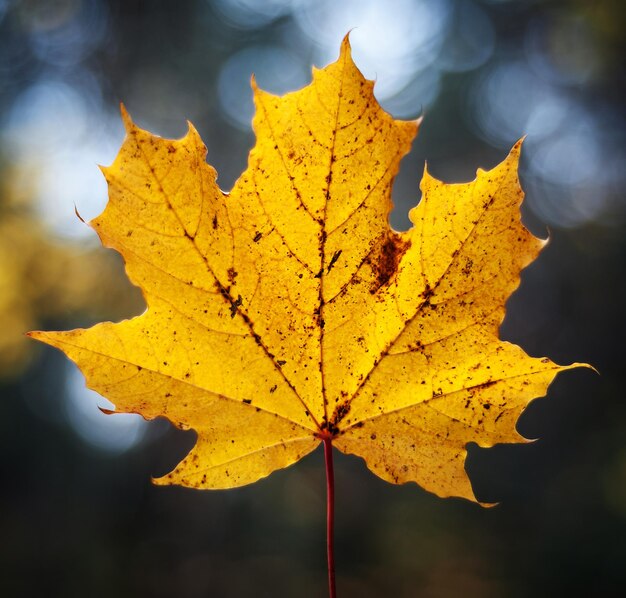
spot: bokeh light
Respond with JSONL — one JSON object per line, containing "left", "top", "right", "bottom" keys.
{"left": 218, "top": 44, "right": 309, "bottom": 130}
{"left": 525, "top": 12, "right": 602, "bottom": 86}
{"left": 22, "top": 0, "right": 109, "bottom": 67}
{"left": 2, "top": 73, "right": 122, "bottom": 239}
{"left": 64, "top": 363, "right": 147, "bottom": 453}
{"left": 212, "top": 0, "right": 295, "bottom": 30}
{"left": 293, "top": 0, "right": 451, "bottom": 102}
{"left": 466, "top": 54, "right": 625, "bottom": 228}
{"left": 436, "top": 0, "right": 494, "bottom": 73}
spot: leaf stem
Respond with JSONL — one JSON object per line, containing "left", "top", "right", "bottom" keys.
{"left": 323, "top": 435, "right": 337, "bottom": 598}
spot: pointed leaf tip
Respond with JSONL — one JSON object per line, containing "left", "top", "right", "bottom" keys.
{"left": 340, "top": 32, "right": 352, "bottom": 56}
{"left": 74, "top": 204, "right": 86, "bottom": 224}
{"left": 120, "top": 103, "right": 134, "bottom": 131}
{"left": 510, "top": 137, "right": 524, "bottom": 158}
{"left": 185, "top": 119, "right": 200, "bottom": 140}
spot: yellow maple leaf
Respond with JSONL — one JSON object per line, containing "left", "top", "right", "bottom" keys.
{"left": 29, "top": 38, "right": 586, "bottom": 503}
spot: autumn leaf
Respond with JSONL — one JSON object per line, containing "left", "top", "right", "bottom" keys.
{"left": 29, "top": 38, "right": 586, "bottom": 503}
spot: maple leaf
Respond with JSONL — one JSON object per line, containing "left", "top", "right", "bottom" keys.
{"left": 29, "top": 38, "right": 586, "bottom": 503}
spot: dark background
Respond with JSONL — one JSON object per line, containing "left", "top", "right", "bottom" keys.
{"left": 1, "top": 0, "right": 624, "bottom": 596}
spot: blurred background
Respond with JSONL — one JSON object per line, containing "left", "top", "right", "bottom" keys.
{"left": 0, "top": 0, "right": 624, "bottom": 596}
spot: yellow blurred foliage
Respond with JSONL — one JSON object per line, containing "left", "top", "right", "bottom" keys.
{"left": 0, "top": 171, "right": 142, "bottom": 379}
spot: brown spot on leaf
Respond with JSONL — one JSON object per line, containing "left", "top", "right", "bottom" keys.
{"left": 370, "top": 233, "right": 411, "bottom": 294}
{"left": 462, "top": 258, "right": 473, "bottom": 276}
{"left": 327, "top": 249, "right": 342, "bottom": 273}
{"left": 330, "top": 400, "right": 351, "bottom": 430}
{"left": 229, "top": 295, "right": 242, "bottom": 318}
